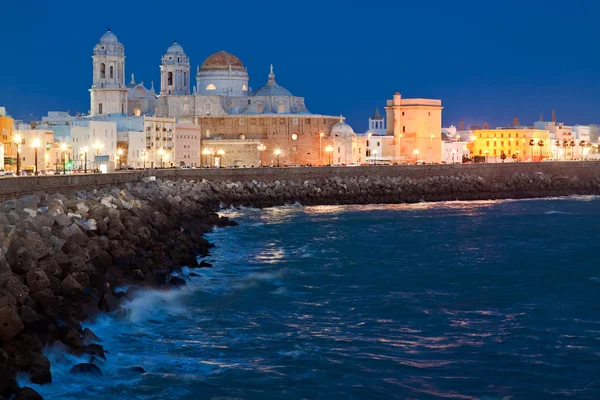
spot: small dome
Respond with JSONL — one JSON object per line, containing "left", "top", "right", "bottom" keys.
{"left": 99, "top": 29, "right": 119, "bottom": 44}
{"left": 200, "top": 51, "right": 245, "bottom": 71}
{"left": 331, "top": 117, "right": 355, "bottom": 137}
{"left": 166, "top": 41, "right": 184, "bottom": 54}
{"left": 253, "top": 65, "right": 293, "bottom": 97}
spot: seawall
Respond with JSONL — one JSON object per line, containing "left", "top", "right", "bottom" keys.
{"left": 2, "top": 162, "right": 600, "bottom": 204}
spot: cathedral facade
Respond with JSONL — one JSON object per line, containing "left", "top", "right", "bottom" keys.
{"left": 89, "top": 29, "right": 341, "bottom": 166}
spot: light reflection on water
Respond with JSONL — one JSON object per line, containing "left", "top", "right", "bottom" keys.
{"left": 32, "top": 196, "right": 600, "bottom": 399}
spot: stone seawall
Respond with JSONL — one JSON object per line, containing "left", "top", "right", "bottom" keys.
{"left": 3, "top": 162, "right": 600, "bottom": 204}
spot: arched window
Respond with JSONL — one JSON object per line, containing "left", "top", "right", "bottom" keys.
{"left": 242, "top": 84, "right": 247, "bottom": 91}
{"left": 100, "top": 63, "right": 106, "bottom": 79}
{"left": 277, "top": 103, "right": 285, "bottom": 113}
{"left": 110, "top": 66, "right": 114, "bottom": 79}
{"left": 134, "top": 108, "right": 141, "bottom": 117}
{"left": 256, "top": 103, "right": 264, "bottom": 113}
{"left": 168, "top": 72, "right": 173, "bottom": 86}
{"left": 206, "top": 84, "right": 216, "bottom": 91}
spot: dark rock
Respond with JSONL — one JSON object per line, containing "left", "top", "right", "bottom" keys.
{"left": 130, "top": 269, "right": 145, "bottom": 281}
{"left": 82, "top": 328, "right": 101, "bottom": 345}
{"left": 199, "top": 261, "right": 213, "bottom": 268}
{"left": 25, "top": 270, "right": 52, "bottom": 294}
{"left": 13, "top": 387, "right": 43, "bottom": 400}
{"left": 70, "top": 363, "right": 103, "bottom": 376}
{"left": 61, "top": 274, "right": 84, "bottom": 297}
{"left": 0, "top": 306, "right": 24, "bottom": 342}
{"left": 188, "top": 272, "right": 200, "bottom": 277}
{"left": 99, "top": 293, "right": 120, "bottom": 312}
{"left": 2, "top": 340, "right": 32, "bottom": 368}
{"left": 30, "top": 289, "right": 60, "bottom": 316}
{"left": 167, "top": 276, "right": 187, "bottom": 288}
{"left": 5, "top": 276, "right": 30, "bottom": 305}
{"left": 125, "top": 366, "right": 146, "bottom": 374}
{"left": 84, "top": 343, "right": 106, "bottom": 360}
{"left": 25, "top": 352, "right": 52, "bottom": 384}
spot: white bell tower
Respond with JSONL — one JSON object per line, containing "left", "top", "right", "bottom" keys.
{"left": 160, "top": 40, "right": 191, "bottom": 96}
{"left": 89, "top": 29, "right": 128, "bottom": 116}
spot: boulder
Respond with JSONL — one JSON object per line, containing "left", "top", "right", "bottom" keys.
{"left": 13, "top": 387, "right": 43, "bottom": 400}
{"left": 70, "top": 363, "right": 103, "bottom": 376}
{"left": 25, "top": 270, "right": 51, "bottom": 294}
{"left": 0, "top": 306, "right": 24, "bottom": 341}
{"left": 61, "top": 275, "right": 84, "bottom": 297}
{"left": 25, "top": 352, "right": 52, "bottom": 384}
{"left": 5, "top": 277, "right": 30, "bottom": 305}
{"left": 167, "top": 276, "right": 187, "bottom": 288}
{"left": 2, "top": 340, "right": 32, "bottom": 368}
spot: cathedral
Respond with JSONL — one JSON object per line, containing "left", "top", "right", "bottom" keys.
{"left": 89, "top": 29, "right": 342, "bottom": 166}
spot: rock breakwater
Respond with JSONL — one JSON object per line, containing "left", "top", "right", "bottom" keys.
{"left": 0, "top": 178, "right": 233, "bottom": 399}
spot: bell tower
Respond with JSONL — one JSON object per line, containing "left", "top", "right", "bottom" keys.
{"left": 90, "top": 29, "right": 128, "bottom": 116}
{"left": 160, "top": 41, "right": 191, "bottom": 96}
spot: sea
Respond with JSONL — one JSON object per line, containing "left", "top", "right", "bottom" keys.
{"left": 26, "top": 196, "right": 600, "bottom": 399}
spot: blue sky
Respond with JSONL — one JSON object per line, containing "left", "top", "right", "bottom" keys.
{"left": 0, "top": 0, "right": 598, "bottom": 131}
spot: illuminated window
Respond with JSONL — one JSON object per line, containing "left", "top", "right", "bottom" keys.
{"left": 486, "top": 141, "right": 489, "bottom": 146}
{"left": 479, "top": 150, "right": 482, "bottom": 155}
{"left": 206, "top": 84, "right": 216, "bottom": 91}
{"left": 277, "top": 103, "right": 285, "bottom": 113}
{"left": 257, "top": 103, "right": 264, "bottom": 113}
{"left": 242, "top": 84, "right": 247, "bottom": 91}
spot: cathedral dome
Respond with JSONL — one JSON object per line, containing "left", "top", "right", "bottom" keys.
{"left": 99, "top": 29, "right": 119, "bottom": 44}
{"left": 253, "top": 65, "right": 293, "bottom": 97}
{"left": 166, "top": 41, "right": 185, "bottom": 55}
{"left": 331, "top": 117, "right": 355, "bottom": 138}
{"left": 200, "top": 51, "right": 246, "bottom": 71}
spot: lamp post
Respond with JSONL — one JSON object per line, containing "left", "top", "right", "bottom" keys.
{"left": 158, "top": 148, "right": 165, "bottom": 169}
{"left": 82, "top": 146, "right": 89, "bottom": 173}
{"left": 217, "top": 149, "right": 224, "bottom": 167}
{"left": 93, "top": 141, "right": 103, "bottom": 156}
{"left": 274, "top": 149, "right": 281, "bottom": 167}
{"left": 257, "top": 144, "right": 266, "bottom": 167}
{"left": 372, "top": 149, "right": 378, "bottom": 165}
{"left": 32, "top": 138, "right": 40, "bottom": 175}
{"left": 413, "top": 149, "right": 419, "bottom": 164}
{"left": 202, "top": 148, "right": 211, "bottom": 168}
{"left": 325, "top": 145, "right": 333, "bottom": 165}
{"left": 60, "top": 143, "right": 68, "bottom": 174}
{"left": 13, "top": 133, "right": 22, "bottom": 176}
{"left": 319, "top": 132, "right": 325, "bottom": 166}
{"left": 430, "top": 134, "right": 434, "bottom": 163}
{"left": 484, "top": 149, "right": 489, "bottom": 163}
{"left": 117, "top": 148, "right": 124, "bottom": 171}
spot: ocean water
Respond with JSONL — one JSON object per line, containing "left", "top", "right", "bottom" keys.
{"left": 28, "top": 197, "right": 600, "bottom": 399}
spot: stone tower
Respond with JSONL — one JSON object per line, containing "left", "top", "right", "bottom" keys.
{"left": 160, "top": 41, "right": 191, "bottom": 96}
{"left": 90, "top": 29, "right": 128, "bottom": 116}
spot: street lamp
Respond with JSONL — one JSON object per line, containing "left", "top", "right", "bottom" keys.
{"left": 372, "top": 149, "right": 378, "bottom": 165}
{"left": 60, "top": 143, "right": 68, "bottom": 174}
{"left": 158, "top": 148, "right": 165, "bottom": 169}
{"left": 413, "top": 149, "right": 419, "bottom": 164}
{"left": 202, "top": 147, "right": 211, "bottom": 168}
{"left": 217, "top": 149, "right": 225, "bottom": 167}
{"left": 117, "top": 148, "right": 124, "bottom": 170}
{"left": 81, "top": 146, "right": 89, "bottom": 173}
{"left": 319, "top": 132, "right": 325, "bottom": 165}
{"left": 32, "top": 138, "right": 40, "bottom": 175}
{"left": 93, "top": 140, "right": 103, "bottom": 156}
{"left": 257, "top": 144, "right": 266, "bottom": 167}
{"left": 274, "top": 148, "right": 281, "bottom": 167}
{"left": 13, "top": 133, "right": 22, "bottom": 175}
{"left": 325, "top": 145, "right": 333, "bottom": 165}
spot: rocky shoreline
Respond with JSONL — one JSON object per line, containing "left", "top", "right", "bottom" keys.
{"left": 2, "top": 171, "right": 600, "bottom": 399}
{"left": 0, "top": 178, "right": 234, "bottom": 399}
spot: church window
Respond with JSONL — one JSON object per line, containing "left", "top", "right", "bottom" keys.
{"left": 257, "top": 103, "right": 264, "bottom": 113}
{"left": 248, "top": 100, "right": 251, "bottom": 105}
{"left": 277, "top": 103, "right": 285, "bottom": 113}
{"left": 402, "top": 126, "right": 406, "bottom": 133}
{"left": 242, "top": 84, "right": 248, "bottom": 91}
{"left": 168, "top": 72, "right": 173, "bottom": 86}
{"left": 100, "top": 63, "right": 106, "bottom": 79}
{"left": 110, "top": 66, "right": 114, "bottom": 79}
{"left": 98, "top": 103, "right": 103, "bottom": 115}
{"left": 292, "top": 146, "right": 297, "bottom": 151}
{"left": 206, "top": 84, "right": 216, "bottom": 91}
{"left": 134, "top": 108, "right": 141, "bottom": 117}
{"left": 239, "top": 119, "right": 244, "bottom": 125}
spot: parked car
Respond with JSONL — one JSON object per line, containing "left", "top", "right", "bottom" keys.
{"left": 0, "top": 169, "right": 5, "bottom": 176}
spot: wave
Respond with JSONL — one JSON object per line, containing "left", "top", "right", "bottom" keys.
{"left": 544, "top": 211, "right": 573, "bottom": 215}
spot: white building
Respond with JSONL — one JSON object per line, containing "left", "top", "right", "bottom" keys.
{"left": 117, "top": 130, "right": 145, "bottom": 168}
{"left": 331, "top": 118, "right": 366, "bottom": 165}
{"left": 368, "top": 108, "right": 386, "bottom": 135}
{"left": 69, "top": 120, "right": 118, "bottom": 171}
{"left": 442, "top": 138, "right": 470, "bottom": 164}
{"left": 90, "top": 29, "right": 128, "bottom": 116}
{"left": 175, "top": 124, "right": 200, "bottom": 167}
{"left": 144, "top": 116, "right": 176, "bottom": 168}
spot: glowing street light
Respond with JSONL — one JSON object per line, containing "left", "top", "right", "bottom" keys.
{"left": 13, "top": 133, "right": 22, "bottom": 175}
{"left": 158, "top": 148, "right": 165, "bottom": 169}
{"left": 81, "top": 146, "right": 89, "bottom": 173}
{"left": 93, "top": 140, "right": 103, "bottom": 156}
{"left": 413, "top": 149, "right": 419, "bottom": 164}
{"left": 32, "top": 138, "right": 41, "bottom": 175}
{"left": 117, "top": 148, "right": 124, "bottom": 170}
{"left": 325, "top": 145, "right": 334, "bottom": 165}
{"left": 257, "top": 144, "right": 266, "bottom": 167}
{"left": 60, "top": 142, "right": 68, "bottom": 174}
{"left": 202, "top": 147, "right": 212, "bottom": 168}
{"left": 274, "top": 148, "right": 281, "bottom": 167}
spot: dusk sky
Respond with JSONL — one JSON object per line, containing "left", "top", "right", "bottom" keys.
{"left": 0, "top": 0, "right": 598, "bottom": 131}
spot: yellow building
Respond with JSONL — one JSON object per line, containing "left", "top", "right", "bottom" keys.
{"left": 469, "top": 128, "right": 551, "bottom": 162}
{"left": 0, "top": 114, "right": 15, "bottom": 170}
